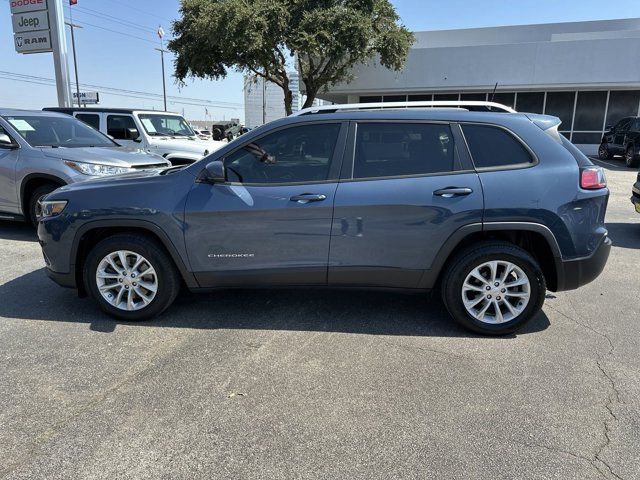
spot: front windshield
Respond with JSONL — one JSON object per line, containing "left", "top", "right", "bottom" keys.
{"left": 138, "top": 114, "right": 195, "bottom": 137}
{"left": 5, "top": 115, "right": 115, "bottom": 148}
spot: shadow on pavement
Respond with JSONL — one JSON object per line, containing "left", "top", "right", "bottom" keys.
{"left": 606, "top": 222, "right": 640, "bottom": 250}
{"left": 589, "top": 156, "right": 635, "bottom": 172}
{"left": 0, "top": 221, "right": 37, "bottom": 242}
{"left": 0, "top": 268, "right": 550, "bottom": 338}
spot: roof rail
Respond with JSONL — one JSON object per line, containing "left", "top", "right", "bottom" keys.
{"left": 293, "top": 100, "right": 517, "bottom": 116}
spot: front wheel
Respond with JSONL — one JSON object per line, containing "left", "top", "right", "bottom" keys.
{"left": 28, "top": 184, "right": 59, "bottom": 227}
{"left": 441, "top": 242, "right": 546, "bottom": 335}
{"left": 625, "top": 145, "right": 639, "bottom": 168}
{"left": 598, "top": 142, "right": 613, "bottom": 160}
{"left": 84, "top": 234, "right": 181, "bottom": 321}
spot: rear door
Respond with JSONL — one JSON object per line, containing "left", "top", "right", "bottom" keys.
{"left": 328, "top": 121, "right": 483, "bottom": 288}
{"left": 613, "top": 118, "right": 632, "bottom": 152}
{"left": 184, "top": 121, "right": 347, "bottom": 287}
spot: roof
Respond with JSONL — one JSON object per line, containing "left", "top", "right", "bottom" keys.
{"left": 0, "top": 108, "right": 69, "bottom": 117}
{"left": 43, "top": 107, "right": 181, "bottom": 115}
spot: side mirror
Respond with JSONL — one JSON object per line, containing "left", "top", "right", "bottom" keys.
{"left": 200, "top": 160, "right": 226, "bottom": 184}
{"left": 127, "top": 127, "right": 141, "bottom": 142}
{"left": 0, "top": 133, "right": 17, "bottom": 149}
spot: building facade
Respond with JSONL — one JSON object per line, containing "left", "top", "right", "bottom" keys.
{"left": 244, "top": 71, "right": 328, "bottom": 128}
{"left": 318, "top": 18, "right": 640, "bottom": 153}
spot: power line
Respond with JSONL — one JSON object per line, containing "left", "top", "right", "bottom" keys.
{"left": 71, "top": 6, "right": 160, "bottom": 35}
{"left": 107, "top": 0, "right": 174, "bottom": 24}
{"left": 0, "top": 71, "right": 242, "bottom": 109}
{"left": 63, "top": 18, "right": 159, "bottom": 45}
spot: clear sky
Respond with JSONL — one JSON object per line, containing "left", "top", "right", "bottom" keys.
{"left": 2, "top": 0, "right": 640, "bottom": 122}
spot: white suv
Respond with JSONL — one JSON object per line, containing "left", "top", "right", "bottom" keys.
{"left": 45, "top": 108, "right": 226, "bottom": 165}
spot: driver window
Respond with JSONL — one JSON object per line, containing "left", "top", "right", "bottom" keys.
{"left": 224, "top": 123, "right": 341, "bottom": 184}
{"left": 107, "top": 115, "right": 137, "bottom": 139}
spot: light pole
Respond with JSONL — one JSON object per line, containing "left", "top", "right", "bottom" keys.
{"left": 65, "top": 21, "right": 82, "bottom": 107}
{"left": 157, "top": 26, "right": 167, "bottom": 111}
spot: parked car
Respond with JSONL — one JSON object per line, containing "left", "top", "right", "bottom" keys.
{"left": 44, "top": 108, "right": 226, "bottom": 165}
{"left": 38, "top": 102, "right": 611, "bottom": 335}
{"left": 211, "top": 121, "right": 243, "bottom": 141}
{"left": 598, "top": 116, "right": 640, "bottom": 167}
{"left": 0, "top": 108, "right": 170, "bottom": 226}
{"left": 631, "top": 171, "right": 640, "bottom": 213}
{"left": 192, "top": 128, "right": 213, "bottom": 141}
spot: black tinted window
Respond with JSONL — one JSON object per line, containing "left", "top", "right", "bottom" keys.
{"left": 354, "top": 123, "right": 461, "bottom": 179}
{"left": 462, "top": 124, "right": 533, "bottom": 169}
{"left": 632, "top": 119, "right": 640, "bottom": 131}
{"left": 107, "top": 115, "right": 137, "bottom": 140}
{"left": 224, "top": 123, "right": 341, "bottom": 184}
{"left": 76, "top": 113, "right": 100, "bottom": 130}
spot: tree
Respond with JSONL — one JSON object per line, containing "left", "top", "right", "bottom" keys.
{"left": 168, "top": 0, "right": 414, "bottom": 116}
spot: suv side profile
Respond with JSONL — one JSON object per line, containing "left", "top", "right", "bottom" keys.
{"left": 44, "top": 108, "right": 226, "bottom": 165}
{"left": 38, "top": 103, "right": 611, "bottom": 335}
{"left": 599, "top": 116, "right": 640, "bottom": 167}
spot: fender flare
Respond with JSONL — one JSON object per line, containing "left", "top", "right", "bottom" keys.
{"left": 418, "top": 221, "right": 562, "bottom": 289}
{"left": 20, "top": 173, "right": 67, "bottom": 212}
{"left": 71, "top": 219, "right": 199, "bottom": 289}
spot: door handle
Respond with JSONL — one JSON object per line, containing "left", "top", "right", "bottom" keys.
{"left": 290, "top": 193, "right": 327, "bottom": 203}
{"left": 433, "top": 187, "right": 473, "bottom": 198}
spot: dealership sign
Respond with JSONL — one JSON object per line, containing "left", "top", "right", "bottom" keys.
{"left": 10, "top": 0, "right": 52, "bottom": 54}
{"left": 73, "top": 91, "right": 100, "bottom": 105}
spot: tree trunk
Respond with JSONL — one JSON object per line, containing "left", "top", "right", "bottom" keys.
{"left": 283, "top": 88, "right": 293, "bottom": 116}
{"left": 302, "top": 89, "right": 318, "bottom": 109}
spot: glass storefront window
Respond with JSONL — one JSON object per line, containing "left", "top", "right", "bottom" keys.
{"left": 434, "top": 93, "right": 459, "bottom": 101}
{"left": 360, "top": 96, "right": 382, "bottom": 103}
{"left": 516, "top": 92, "right": 545, "bottom": 113}
{"left": 461, "top": 93, "right": 487, "bottom": 101}
{"left": 545, "top": 92, "right": 576, "bottom": 131}
{"left": 408, "top": 94, "right": 433, "bottom": 101}
{"left": 574, "top": 91, "right": 607, "bottom": 131}
{"left": 492, "top": 93, "right": 515, "bottom": 108}
{"left": 383, "top": 95, "right": 407, "bottom": 102}
{"left": 606, "top": 90, "right": 640, "bottom": 127}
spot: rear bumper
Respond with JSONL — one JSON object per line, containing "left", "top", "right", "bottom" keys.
{"left": 555, "top": 235, "right": 611, "bottom": 291}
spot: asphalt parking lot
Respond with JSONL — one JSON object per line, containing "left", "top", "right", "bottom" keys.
{"left": 0, "top": 159, "right": 638, "bottom": 480}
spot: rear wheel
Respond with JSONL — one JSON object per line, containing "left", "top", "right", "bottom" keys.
{"left": 441, "top": 241, "right": 546, "bottom": 335}
{"left": 598, "top": 142, "right": 613, "bottom": 160}
{"left": 28, "top": 183, "right": 59, "bottom": 227}
{"left": 625, "top": 145, "right": 639, "bottom": 168}
{"left": 84, "top": 234, "right": 181, "bottom": 321}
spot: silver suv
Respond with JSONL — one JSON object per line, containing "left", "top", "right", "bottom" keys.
{"left": 0, "top": 109, "right": 170, "bottom": 225}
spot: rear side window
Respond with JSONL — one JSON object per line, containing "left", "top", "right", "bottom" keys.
{"left": 76, "top": 113, "right": 100, "bottom": 130}
{"left": 107, "top": 115, "right": 137, "bottom": 140}
{"left": 462, "top": 124, "right": 533, "bottom": 169}
{"left": 354, "top": 123, "right": 462, "bottom": 179}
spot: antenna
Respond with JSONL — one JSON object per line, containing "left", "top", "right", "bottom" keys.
{"left": 490, "top": 82, "right": 499, "bottom": 102}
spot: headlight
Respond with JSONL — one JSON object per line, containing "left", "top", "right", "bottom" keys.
{"left": 64, "top": 160, "right": 133, "bottom": 176}
{"left": 40, "top": 200, "right": 68, "bottom": 218}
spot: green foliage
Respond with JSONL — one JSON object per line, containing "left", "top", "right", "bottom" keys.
{"left": 169, "top": 0, "right": 414, "bottom": 114}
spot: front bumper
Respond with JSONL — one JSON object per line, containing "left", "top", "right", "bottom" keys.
{"left": 45, "top": 267, "right": 77, "bottom": 289}
{"left": 631, "top": 182, "right": 640, "bottom": 213}
{"left": 555, "top": 234, "right": 611, "bottom": 291}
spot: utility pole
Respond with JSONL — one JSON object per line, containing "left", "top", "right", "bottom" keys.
{"left": 262, "top": 77, "right": 266, "bottom": 125}
{"left": 65, "top": 22, "right": 82, "bottom": 107}
{"left": 156, "top": 26, "right": 167, "bottom": 111}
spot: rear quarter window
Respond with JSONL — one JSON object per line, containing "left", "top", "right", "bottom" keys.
{"left": 462, "top": 124, "right": 534, "bottom": 169}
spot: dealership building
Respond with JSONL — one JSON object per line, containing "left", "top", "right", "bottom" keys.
{"left": 318, "top": 18, "right": 640, "bottom": 154}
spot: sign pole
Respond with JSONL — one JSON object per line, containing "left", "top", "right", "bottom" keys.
{"left": 48, "top": 0, "right": 72, "bottom": 107}
{"left": 65, "top": 22, "right": 82, "bottom": 107}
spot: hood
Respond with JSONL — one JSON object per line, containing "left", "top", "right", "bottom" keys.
{"left": 148, "top": 136, "right": 226, "bottom": 155}
{"left": 41, "top": 146, "right": 170, "bottom": 167}
{"left": 55, "top": 165, "right": 187, "bottom": 193}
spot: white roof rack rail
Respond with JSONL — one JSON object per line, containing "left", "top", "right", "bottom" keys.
{"left": 293, "top": 100, "right": 517, "bottom": 116}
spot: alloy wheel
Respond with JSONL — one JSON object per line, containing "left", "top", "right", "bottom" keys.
{"left": 461, "top": 260, "right": 531, "bottom": 324}
{"left": 95, "top": 250, "right": 158, "bottom": 311}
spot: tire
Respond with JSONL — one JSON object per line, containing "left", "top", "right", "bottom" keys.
{"left": 83, "top": 234, "right": 181, "bottom": 321}
{"left": 28, "top": 184, "right": 59, "bottom": 227}
{"left": 598, "top": 142, "right": 613, "bottom": 160}
{"left": 441, "top": 241, "right": 546, "bottom": 335}
{"left": 625, "top": 145, "right": 639, "bottom": 168}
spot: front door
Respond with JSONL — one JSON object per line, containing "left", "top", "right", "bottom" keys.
{"left": 613, "top": 118, "right": 632, "bottom": 153}
{"left": 0, "top": 123, "right": 20, "bottom": 214}
{"left": 106, "top": 114, "right": 139, "bottom": 149}
{"left": 328, "top": 121, "right": 483, "bottom": 288}
{"left": 184, "top": 121, "right": 347, "bottom": 287}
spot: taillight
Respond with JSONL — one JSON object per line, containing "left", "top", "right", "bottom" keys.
{"left": 580, "top": 167, "right": 607, "bottom": 190}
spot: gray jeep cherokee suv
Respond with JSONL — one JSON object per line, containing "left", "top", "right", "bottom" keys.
{"left": 37, "top": 104, "right": 611, "bottom": 334}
